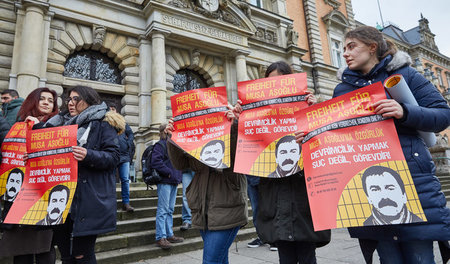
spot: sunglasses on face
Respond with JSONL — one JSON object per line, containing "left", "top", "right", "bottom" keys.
{"left": 65, "top": 96, "right": 81, "bottom": 104}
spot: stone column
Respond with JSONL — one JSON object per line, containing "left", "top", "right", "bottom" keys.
{"left": 150, "top": 30, "right": 169, "bottom": 128}
{"left": 16, "top": 2, "right": 48, "bottom": 96}
{"left": 138, "top": 37, "right": 152, "bottom": 129}
{"left": 234, "top": 49, "right": 250, "bottom": 82}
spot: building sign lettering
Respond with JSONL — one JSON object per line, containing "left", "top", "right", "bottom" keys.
{"left": 162, "top": 15, "right": 243, "bottom": 45}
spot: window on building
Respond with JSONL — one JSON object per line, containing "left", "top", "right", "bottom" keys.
{"left": 447, "top": 73, "right": 450, "bottom": 88}
{"left": 248, "top": 0, "right": 263, "bottom": 8}
{"left": 63, "top": 50, "right": 122, "bottom": 84}
{"left": 172, "top": 69, "right": 208, "bottom": 93}
{"left": 331, "top": 39, "right": 344, "bottom": 68}
{"left": 436, "top": 70, "right": 443, "bottom": 86}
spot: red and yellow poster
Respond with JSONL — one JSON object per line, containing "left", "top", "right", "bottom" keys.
{"left": 234, "top": 73, "right": 309, "bottom": 177}
{"left": 4, "top": 125, "right": 78, "bottom": 226}
{"left": 0, "top": 122, "right": 28, "bottom": 201}
{"left": 170, "top": 86, "right": 231, "bottom": 169}
{"left": 299, "top": 82, "right": 425, "bottom": 231}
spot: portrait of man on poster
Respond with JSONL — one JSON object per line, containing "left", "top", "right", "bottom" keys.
{"left": 37, "top": 184, "right": 70, "bottom": 225}
{"left": 4, "top": 168, "right": 24, "bottom": 202}
{"left": 362, "top": 165, "right": 422, "bottom": 226}
{"left": 200, "top": 139, "right": 226, "bottom": 169}
{"left": 268, "top": 135, "right": 301, "bottom": 178}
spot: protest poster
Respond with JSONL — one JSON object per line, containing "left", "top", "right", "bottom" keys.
{"left": 170, "top": 86, "right": 231, "bottom": 169}
{"left": 0, "top": 122, "right": 28, "bottom": 201}
{"left": 299, "top": 82, "right": 425, "bottom": 231}
{"left": 4, "top": 125, "right": 78, "bottom": 226}
{"left": 234, "top": 73, "right": 309, "bottom": 177}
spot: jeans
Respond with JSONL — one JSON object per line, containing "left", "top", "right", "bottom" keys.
{"left": 53, "top": 216, "right": 97, "bottom": 264}
{"left": 247, "top": 181, "right": 259, "bottom": 232}
{"left": 182, "top": 170, "right": 194, "bottom": 224}
{"left": 200, "top": 226, "right": 240, "bottom": 264}
{"left": 376, "top": 240, "right": 435, "bottom": 264}
{"left": 118, "top": 162, "right": 130, "bottom": 204}
{"left": 155, "top": 183, "right": 177, "bottom": 241}
{"left": 277, "top": 240, "right": 317, "bottom": 264}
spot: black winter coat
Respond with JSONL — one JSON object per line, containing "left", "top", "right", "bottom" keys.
{"left": 257, "top": 172, "right": 331, "bottom": 245}
{"left": 72, "top": 120, "right": 120, "bottom": 236}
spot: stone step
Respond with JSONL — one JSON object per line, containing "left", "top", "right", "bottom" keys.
{"left": 117, "top": 196, "right": 183, "bottom": 209}
{"left": 111, "top": 210, "right": 254, "bottom": 236}
{"left": 95, "top": 227, "right": 257, "bottom": 264}
{"left": 116, "top": 185, "right": 183, "bottom": 199}
{"left": 95, "top": 221, "right": 255, "bottom": 253}
{"left": 437, "top": 175, "right": 450, "bottom": 183}
{"left": 117, "top": 204, "right": 182, "bottom": 221}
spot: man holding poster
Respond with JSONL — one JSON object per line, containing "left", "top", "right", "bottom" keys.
{"left": 331, "top": 26, "right": 450, "bottom": 263}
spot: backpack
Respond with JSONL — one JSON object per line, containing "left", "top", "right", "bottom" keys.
{"left": 141, "top": 141, "right": 165, "bottom": 189}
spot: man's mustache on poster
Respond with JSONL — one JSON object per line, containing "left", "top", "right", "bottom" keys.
{"left": 8, "top": 186, "right": 17, "bottom": 194}
{"left": 282, "top": 159, "right": 294, "bottom": 166}
{"left": 51, "top": 207, "right": 61, "bottom": 215}
{"left": 378, "top": 198, "right": 397, "bottom": 208}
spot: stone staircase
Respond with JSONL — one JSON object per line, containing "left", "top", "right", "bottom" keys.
{"left": 429, "top": 137, "right": 450, "bottom": 201}
{"left": 0, "top": 183, "right": 256, "bottom": 264}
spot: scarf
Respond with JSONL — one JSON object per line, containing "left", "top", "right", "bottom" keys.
{"left": 45, "top": 102, "right": 108, "bottom": 146}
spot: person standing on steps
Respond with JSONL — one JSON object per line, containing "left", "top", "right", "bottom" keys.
{"left": 152, "top": 124, "right": 184, "bottom": 249}
{"left": 109, "top": 102, "right": 135, "bottom": 212}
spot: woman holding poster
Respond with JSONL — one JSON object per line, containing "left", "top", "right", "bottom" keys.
{"left": 253, "top": 62, "right": 331, "bottom": 264}
{"left": 0, "top": 87, "right": 59, "bottom": 264}
{"left": 332, "top": 26, "right": 450, "bottom": 263}
{"left": 166, "top": 111, "right": 248, "bottom": 264}
{"left": 43, "top": 86, "right": 121, "bottom": 264}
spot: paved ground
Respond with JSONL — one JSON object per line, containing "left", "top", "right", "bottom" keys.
{"left": 130, "top": 228, "right": 444, "bottom": 264}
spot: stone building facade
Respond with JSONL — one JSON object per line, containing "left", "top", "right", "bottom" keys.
{"left": 0, "top": 0, "right": 448, "bottom": 178}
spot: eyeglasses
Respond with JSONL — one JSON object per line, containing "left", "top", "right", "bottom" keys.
{"left": 1, "top": 96, "right": 11, "bottom": 100}
{"left": 65, "top": 96, "right": 81, "bottom": 104}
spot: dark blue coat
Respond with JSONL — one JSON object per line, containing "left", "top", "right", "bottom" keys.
{"left": 334, "top": 51, "right": 450, "bottom": 242}
{"left": 72, "top": 120, "right": 120, "bottom": 237}
{"left": 118, "top": 124, "right": 134, "bottom": 164}
{"left": 151, "top": 139, "right": 182, "bottom": 185}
